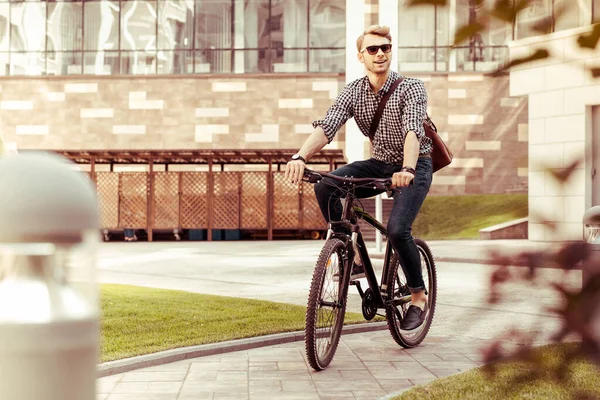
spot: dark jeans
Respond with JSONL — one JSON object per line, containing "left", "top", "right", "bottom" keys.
{"left": 314, "top": 157, "right": 433, "bottom": 292}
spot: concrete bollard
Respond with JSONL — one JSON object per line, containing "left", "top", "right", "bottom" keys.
{"left": 0, "top": 152, "right": 100, "bottom": 400}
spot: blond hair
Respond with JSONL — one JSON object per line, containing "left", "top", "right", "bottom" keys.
{"left": 356, "top": 25, "right": 392, "bottom": 52}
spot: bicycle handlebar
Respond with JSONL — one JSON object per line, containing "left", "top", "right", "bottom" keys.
{"left": 302, "top": 168, "right": 393, "bottom": 192}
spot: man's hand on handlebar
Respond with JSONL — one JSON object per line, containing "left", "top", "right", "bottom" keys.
{"left": 285, "top": 160, "right": 306, "bottom": 185}
{"left": 392, "top": 171, "right": 414, "bottom": 188}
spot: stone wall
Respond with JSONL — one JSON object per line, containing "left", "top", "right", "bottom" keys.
{"left": 0, "top": 74, "right": 347, "bottom": 152}
{"left": 422, "top": 73, "right": 529, "bottom": 195}
{"left": 0, "top": 72, "right": 527, "bottom": 195}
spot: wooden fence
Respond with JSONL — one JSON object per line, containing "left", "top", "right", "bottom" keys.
{"left": 90, "top": 170, "right": 326, "bottom": 241}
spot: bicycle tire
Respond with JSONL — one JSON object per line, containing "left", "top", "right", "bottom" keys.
{"left": 305, "top": 238, "right": 350, "bottom": 370}
{"left": 385, "top": 238, "right": 437, "bottom": 348}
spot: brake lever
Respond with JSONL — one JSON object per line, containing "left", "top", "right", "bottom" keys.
{"left": 303, "top": 171, "right": 322, "bottom": 183}
{"left": 376, "top": 181, "right": 392, "bottom": 198}
{"left": 386, "top": 179, "right": 414, "bottom": 196}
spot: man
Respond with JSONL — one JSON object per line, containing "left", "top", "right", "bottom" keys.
{"left": 284, "top": 25, "right": 433, "bottom": 331}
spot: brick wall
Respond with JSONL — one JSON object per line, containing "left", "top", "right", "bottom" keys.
{"left": 0, "top": 72, "right": 527, "bottom": 195}
{"left": 0, "top": 74, "right": 347, "bottom": 152}
{"left": 421, "top": 74, "right": 529, "bottom": 195}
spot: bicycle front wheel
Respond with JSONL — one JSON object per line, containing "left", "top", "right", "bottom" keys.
{"left": 385, "top": 238, "right": 437, "bottom": 348}
{"left": 305, "top": 238, "right": 349, "bottom": 371}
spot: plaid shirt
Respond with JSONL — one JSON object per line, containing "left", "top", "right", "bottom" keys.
{"left": 312, "top": 70, "right": 433, "bottom": 165}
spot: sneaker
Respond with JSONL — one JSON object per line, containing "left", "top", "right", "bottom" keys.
{"left": 350, "top": 262, "right": 365, "bottom": 280}
{"left": 400, "top": 302, "right": 428, "bottom": 331}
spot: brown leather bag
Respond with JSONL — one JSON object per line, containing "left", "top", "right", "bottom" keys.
{"left": 369, "top": 77, "right": 453, "bottom": 173}
{"left": 423, "top": 114, "right": 453, "bottom": 173}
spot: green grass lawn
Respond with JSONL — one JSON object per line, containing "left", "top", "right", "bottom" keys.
{"left": 100, "top": 283, "right": 381, "bottom": 362}
{"left": 413, "top": 193, "right": 528, "bottom": 240}
{"left": 99, "top": 195, "right": 527, "bottom": 362}
{"left": 392, "top": 342, "right": 600, "bottom": 400}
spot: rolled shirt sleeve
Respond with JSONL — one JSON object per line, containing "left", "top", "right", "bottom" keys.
{"left": 312, "top": 86, "right": 354, "bottom": 143}
{"left": 401, "top": 80, "right": 427, "bottom": 140}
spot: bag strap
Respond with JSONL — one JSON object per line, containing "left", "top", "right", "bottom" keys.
{"left": 368, "top": 77, "right": 404, "bottom": 141}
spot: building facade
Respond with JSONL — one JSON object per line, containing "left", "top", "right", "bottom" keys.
{"left": 0, "top": 0, "right": 596, "bottom": 198}
{"left": 508, "top": 25, "right": 600, "bottom": 241}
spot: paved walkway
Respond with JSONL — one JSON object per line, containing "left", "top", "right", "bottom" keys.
{"left": 97, "top": 332, "right": 501, "bottom": 400}
{"left": 94, "top": 239, "right": 580, "bottom": 400}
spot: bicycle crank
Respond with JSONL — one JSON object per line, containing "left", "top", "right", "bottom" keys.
{"left": 361, "top": 288, "right": 378, "bottom": 320}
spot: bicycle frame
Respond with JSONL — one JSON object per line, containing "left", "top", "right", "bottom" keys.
{"left": 304, "top": 168, "right": 437, "bottom": 371}
{"left": 324, "top": 191, "right": 408, "bottom": 312}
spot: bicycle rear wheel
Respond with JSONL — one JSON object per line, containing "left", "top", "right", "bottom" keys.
{"left": 305, "top": 238, "right": 350, "bottom": 370}
{"left": 385, "top": 238, "right": 437, "bottom": 348}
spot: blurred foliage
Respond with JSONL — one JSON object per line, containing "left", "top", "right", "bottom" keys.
{"left": 476, "top": 160, "right": 599, "bottom": 398}
{"left": 401, "top": 1, "right": 600, "bottom": 396}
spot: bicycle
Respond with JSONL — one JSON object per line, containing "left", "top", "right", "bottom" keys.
{"left": 302, "top": 168, "right": 437, "bottom": 371}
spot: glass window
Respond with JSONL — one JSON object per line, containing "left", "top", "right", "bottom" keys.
{"left": 45, "top": 51, "right": 83, "bottom": 75}
{"left": 195, "top": 0, "right": 232, "bottom": 72}
{"left": 270, "top": 1, "right": 308, "bottom": 72}
{"left": 397, "top": 48, "right": 437, "bottom": 72}
{"left": 515, "top": 0, "right": 553, "bottom": 39}
{"left": 310, "top": 0, "right": 345, "bottom": 72}
{"left": 272, "top": 49, "right": 306, "bottom": 72}
{"left": 195, "top": 0, "right": 232, "bottom": 50}
{"left": 84, "top": 1, "right": 119, "bottom": 51}
{"left": 398, "top": 0, "right": 435, "bottom": 71}
{"left": 234, "top": 49, "right": 266, "bottom": 73}
{"left": 120, "top": 50, "right": 157, "bottom": 74}
{"left": 0, "top": 4, "right": 10, "bottom": 52}
{"left": 234, "top": 0, "right": 269, "bottom": 73}
{"left": 433, "top": 47, "right": 449, "bottom": 72}
{"left": 310, "top": 48, "right": 344, "bottom": 72}
{"left": 554, "top": 0, "right": 592, "bottom": 31}
{"left": 279, "top": 0, "right": 308, "bottom": 49}
{"left": 83, "top": 51, "right": 119, "bottom": 75}
{"left": 310, "top": 0, "right": 344, "bottom": 48}
{"left": 0, "top": 52, "right": 8, "bottom": 76}
{"left": 455, "top": 46, "right": 508, "bottom": 72}
{"left": 436, "top": 4, "right": 450, "bottom": 47}
{"left": 0, "top": 0, "right": 347, "bottom": 75}
{"left": 398, "top": 0, "right": 435, "bottom": 47}
{"left": 195, "top": 49, "right": 232, "bottom": 73}
{"left": 9, "top": 2, "right": 46, "bottom": 75}
{"left": 452, "top": 0, "right": 511, "bottom": 72}
{"left": 121, "top": 1, "right": 157, "bottom": 51}
{"left": 157, "top": 0, "right": 194, "bottom": 50}
{"left": 47, "top": 2, "right": 83, "bottom": 52}
{"left": 156, "top": 49, "right": 194, "bottom": 74}
{"left": 10, "top": 2, "right": 46, "bottom": 52}
{"left": 9, "top": 52, "right": 45, "bottom": 76}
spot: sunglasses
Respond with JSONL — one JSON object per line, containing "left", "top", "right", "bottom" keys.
{"left": 362, "top": 44, "right": 392, "bottom": 55}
